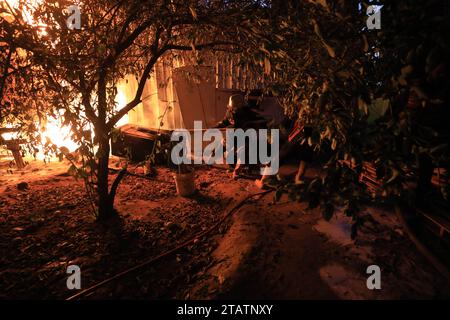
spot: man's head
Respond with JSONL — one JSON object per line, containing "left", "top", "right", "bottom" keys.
{"left": 227, "top": 94, "right": 245, "bottom": 112}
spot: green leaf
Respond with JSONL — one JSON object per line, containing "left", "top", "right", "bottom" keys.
{"left": 274, "top": 189, "right": 283, "bottom": 202}
{"left": 323, "top": 41, "right": 336, "bottom": 58}
{"left": 351, "top": 223, "right": 358, "bottom": 240}
{"left": 264, "top": 57, "right": 271, "bottom": 75}
{"left": 386, "top": 168, "right": 399, "bottom": 184}
{"left": 362, "top": 34, "right": 369, "bottom": 52}
{"left": 411, "top": 86, "right": 429, "bottom": 100}
{"left": 322, "top": 203, "right": 334, "bottom": 221}
{"left": 189, "top": 7, "right": 198, "bottom": 20}
{"left": 308, "top": 196, "right": 320, "bottom": 209}
{"left": 331, "top": 138, "right": 337, "bottom": 150}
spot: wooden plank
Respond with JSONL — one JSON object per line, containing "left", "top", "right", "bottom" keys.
{"left": 0, "top": 127, "right": 19, "bottom": 134}
{"left": 1, "top": 139, "right": 26, "bottom": 169}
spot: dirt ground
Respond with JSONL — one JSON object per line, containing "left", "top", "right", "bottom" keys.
{"left": 1, "top": 154, "right": 449, "bottom": 299}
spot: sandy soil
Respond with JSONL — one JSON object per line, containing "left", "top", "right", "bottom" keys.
{"left": 0, "top": 154, "right": 449, "bottom": 299}
{"left": 188, "top": 167, "right": 450, "bottom": 299}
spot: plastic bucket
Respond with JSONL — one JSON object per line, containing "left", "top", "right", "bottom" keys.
{"left": 173, "top": 170, "right": 196, "bottom": 197}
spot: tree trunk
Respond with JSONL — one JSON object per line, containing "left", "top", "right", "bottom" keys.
{"left": 97, "top": 134, "right": 115, "bottom": 221}
{"left": 96, "top": 70, "right": 116, "bottom": 221}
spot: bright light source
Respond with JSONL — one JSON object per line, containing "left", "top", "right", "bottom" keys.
{"left": 40, "top": 117, "right": 79, "bottom": 153}
{"left": 115, "top": 86, "right": 130, "bottom": 128}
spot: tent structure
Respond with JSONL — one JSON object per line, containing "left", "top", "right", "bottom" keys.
{"left": 115, "top": 57, "right": 284, "bottom": 131}
{"left": 117, "top": 63, "right": 235, "bottom": 131}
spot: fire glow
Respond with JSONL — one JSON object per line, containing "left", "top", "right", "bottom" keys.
{"left": 1, "top": 1, "right": 132, "bottom": 160}
{"left": 4, "top": 0, "right": 44, "bottom": 26}
{"left": 40, "top": 117, "right": 79, "bottom": 153}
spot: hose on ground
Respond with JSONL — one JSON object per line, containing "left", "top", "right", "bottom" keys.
{"left": 66, "top": 189, "right": 272, "bottom": 300}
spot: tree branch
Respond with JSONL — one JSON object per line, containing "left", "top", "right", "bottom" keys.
{"left": 108, "top": 168, "right": 127, "bottom": 206}
{"left": 105, "top": 54, "right": 161, "bottom": 130}
{"left": 0, "top": 47, "right": 12, "bottom": 102}
{"left": 106, "top": 46, "right": 168, "bottom": 131}
{"left": 106, "top": 39, "right": 238, "bottom": 131}
{"left": 165, "top": 41, "right": 238, "bottom": 51}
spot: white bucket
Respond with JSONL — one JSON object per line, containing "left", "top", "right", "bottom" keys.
{"left": 173, "top": 169, "right": 196, "bottom": 197}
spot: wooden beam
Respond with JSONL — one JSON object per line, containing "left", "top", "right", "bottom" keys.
{"left": 0, "top": 127, "right": 19, "bottom": 134}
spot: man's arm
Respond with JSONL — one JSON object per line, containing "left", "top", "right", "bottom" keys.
{"left": 216, "top": 118, "right": 232, "bottom": 128}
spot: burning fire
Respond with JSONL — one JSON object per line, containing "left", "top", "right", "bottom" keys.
{"left": 1, "top": 1, "right": 131, "bottom": 161}
{"left": 1, "top": 118, "right": 80, "bottom": 160}
{"left": 2, "top": 0, "right": 47, "bottom": 38}
{"left": 4, "top": 0, "right": 19, "bottom": 8}
{"left": 40, "top": 117, "right": 79, "bottom": 153}
{"left": 37, "top": 81, "right": 131, "bottom": 154}
{"left": 115, "top": 83, "right": 130, "bottom": 127}
{"left": 2, "top": 81, "right": 131, "bottom": 161}
{"left": 4, "top": 0, "right": 41, "bottom": 24}
{"left": 2, "top": 86, "right": 130, "bottom": 161}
